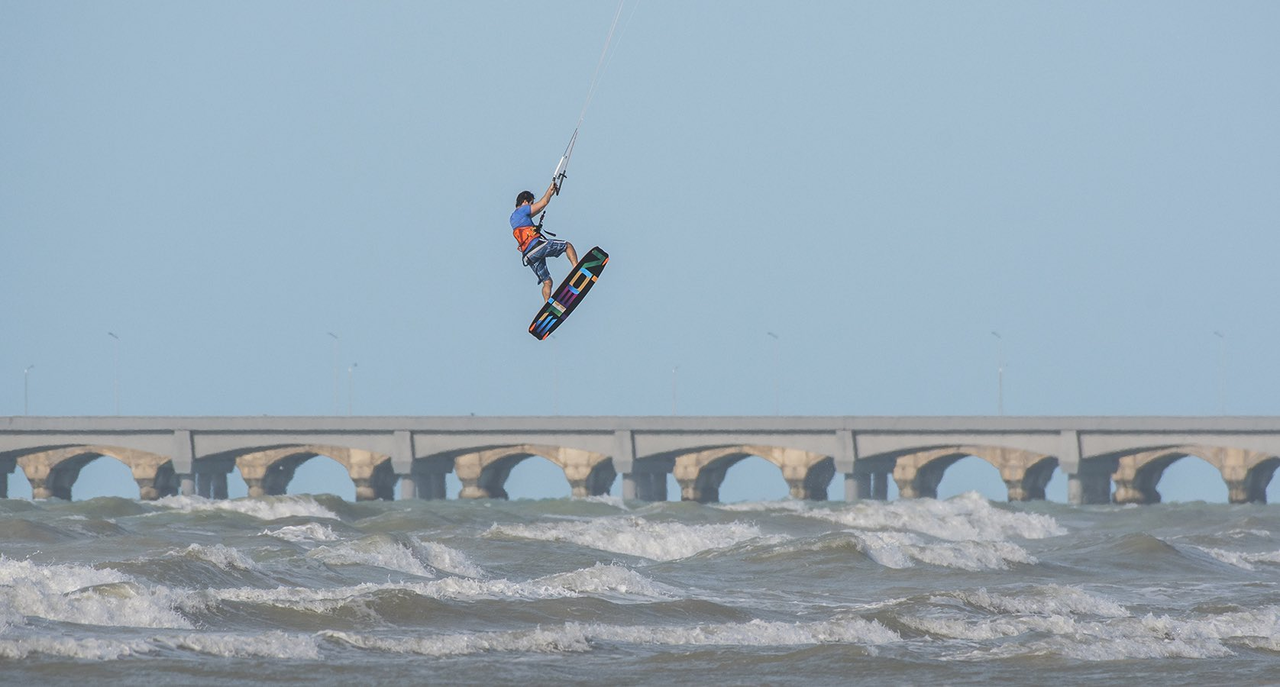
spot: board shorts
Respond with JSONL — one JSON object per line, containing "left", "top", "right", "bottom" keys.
{"left": 522, "top": 238, "right": 568, "bottom": 283}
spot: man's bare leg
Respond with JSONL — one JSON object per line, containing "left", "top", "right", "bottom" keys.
{"left": 541, "top": 279, "right": 553, "bottom": 301}
{"left": 565, "top": 242, "right": 578, "bottom": 265}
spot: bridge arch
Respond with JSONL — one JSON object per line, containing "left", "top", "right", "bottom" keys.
{"left": 452, "top": 445, "right": 614, "bottom": 499}
{"left": 889, "top": 446, "right": 1057, "bottom": 502}
{"left": 11, "top": 445, "right": 177, "bottom": 500}
{"left": 1111, "top": 445, "right": 1278, "bottom": 504}
{"left": 670, "top": 445, "right": 834, "bottom": 503}
{"left": 234, "top": 445, "right": 396, "bottom": 501}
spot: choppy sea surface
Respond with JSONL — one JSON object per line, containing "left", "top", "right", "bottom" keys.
{"left": 1, "top": 493, "right": 1278, "bottom": 685}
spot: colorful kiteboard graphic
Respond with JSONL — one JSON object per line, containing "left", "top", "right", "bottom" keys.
{"left": 528, "top": 246, "right": 608, "bottom": 340}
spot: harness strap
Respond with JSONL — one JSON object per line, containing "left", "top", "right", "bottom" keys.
{"left": 521, "top": 237, "right": 549, "bottom": 266}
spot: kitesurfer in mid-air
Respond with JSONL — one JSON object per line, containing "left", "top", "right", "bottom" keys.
{"left": 512, "top": 181, "right": 578, "bottom": 301}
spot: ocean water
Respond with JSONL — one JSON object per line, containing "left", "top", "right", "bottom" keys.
{"left": 1, "top": 493, "right": 1277, "bottom": 685}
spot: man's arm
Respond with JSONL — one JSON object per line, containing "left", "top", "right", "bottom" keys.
{"left": 530, "top": 181, "right": 557, "bottom": 215}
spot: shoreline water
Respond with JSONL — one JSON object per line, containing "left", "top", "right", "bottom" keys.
{"left": 1, "top": 494, "right": 1277, "bottom": 685}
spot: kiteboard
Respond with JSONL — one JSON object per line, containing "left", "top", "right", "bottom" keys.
{"left": 528, "top": 246, "right": 608, "bottom": 340}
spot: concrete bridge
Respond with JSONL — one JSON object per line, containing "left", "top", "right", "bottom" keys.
{"left": 1, "top": 416, "right": 1278, "bottom": 505}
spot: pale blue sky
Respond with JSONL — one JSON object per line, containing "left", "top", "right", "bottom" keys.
{"left": 3, "top": 1, "right": 1278, "bottom": 502}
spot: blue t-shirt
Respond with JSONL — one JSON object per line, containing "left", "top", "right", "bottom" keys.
{"left": 510, "top": 205, "right": 534, "bottom": 229}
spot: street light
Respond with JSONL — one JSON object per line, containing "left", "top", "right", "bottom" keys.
{"left": 672, "top": 365, "right": 679, "bottom": 415}
{"left": 991, "top": 331, "right": 1004, "bottom": 416}
{"left": 108, "top": 332, "right": 120, "bottom": 415}
{"left": 23, "top": 365, "right": 34, "bottom": 416}
{"left": 347, "top": 362, "right": 358, "bottom": 415}
{"left": 1214, "top": 331, "right": 1225, "bottom": 415}
{"left": 327, "top": 332, "right": 340, "bottom": 415}
{"left": 767, "top": 331, "right": 780, "bottom": 416}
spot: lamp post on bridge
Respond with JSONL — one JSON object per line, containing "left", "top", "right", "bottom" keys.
{"left": 672, "top": 365, "right": 679, "bottom": 415}
{"left": 107, "top": 332, "right": 120, "bottom": 415}
{"left": 1214, "top": 330, "right": 1225, "bottom": 415}
{"left": 767, "top": 331, "right": 780, "bottom": 416}
{"left": 23, "top": 365, "right": 34, "bottom": 416}
{"left": 991, "top": 331, "right": 1004, "bottom": 416}
{"left": 327, "top": 332, "right": 340, "bottom": 415}
{"left": 347, "top": 362, "right": 357, "bottom": 416}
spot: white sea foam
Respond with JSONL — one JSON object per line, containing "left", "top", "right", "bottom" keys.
{"left": 309, "top": 536, "right": 436, "bottom": 578}
{"left": 322, "top": 625, "right": 593, "bottom": 656}
{"left": 263, "top": 522, "right": 340, "bottom": 543}
{"left": 581, "top": 494, "right": 629, "bottom": 509}
{"left": 0, "top": 557, "right": 191, "bottom": 630}
{"left": 906, "top": 586, "right": 1131, "bottom": 646}
{"left": 1192, "top": 546, "right": 1280, "bottom": 571}
{"left": 917, "top": 594, "right": 1280, "bottom": 662}
{"left": 0, "top": 631, "right": 323, "bottom": 661}
{"left": 197, "top": 564, "right": 673, "bottom": 614}
{"left": 808, "top": 491, "right": 1066, "bottom": 542}
{"left": 0, "top": 636, "right": 153, "bottom": 660}
{"left": 587, "top": 617, "right": 901, "bottom": 648}
{"left": 1224, "top": 528, "right": 1273, "bottom": 539}
{"left": 414, "top": 540, "right": 486, "bottom": 579}
{"left": 849, "top": 531, "right": 1036, "bottom": 571}
{"left": 169, "top": 543, "right": 259, "bottom": 572}
{"left": 307, "top": 537, "right": 483, "bottom": 579}
{"left": 485, "top": 516, "right": 766, "bottom": 561}
{"left": 954, "top": 586, "right": 1130, "bottom": 618}
{"left": 153, "top": 631, "right": 322, "bottom": 659}
{"left": 535, "top": 563, "right": 679, "bottom": 600}
{"left": 152, "top": 495, "right": 340, "bottom": 521}
{"left": 321, "top": 617, "right": 900, "bottom": 657}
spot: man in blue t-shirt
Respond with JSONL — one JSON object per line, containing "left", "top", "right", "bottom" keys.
{"left": 510, "top": 181, "right": 578, "bottom": 301}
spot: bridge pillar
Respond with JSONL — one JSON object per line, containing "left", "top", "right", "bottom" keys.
{"left": 621, "top": 473, "right": 637, "bottom": 500}
{"left": 193, "top": 470, "right": 229, "bottom": 499}
{"left": 871, "top": 471, "right": 889, "bottom": 500}
{"left": 399, "top": 474, "right": 417, "bottom": 500}
{"left": 628, "top": 472, "right": 666, "bottom": 501}
{"left": 135, "top": 462, "right": 179, "bottom": 501}
{"left": 195, "top": 472, "right": 212, "bottom": 498}
{"left": 0, "top": 472, "right": 6, "bottom": 499}
{"left": 561, "top": 448, "right": 615, "bottom": 498}
{"left": 1067, "top": 465, "right": 1113, "bottom": 505}
{"left": 1112, "top": 455, "right": 1161, "bottom": 505}
{"left": 676, "top": 463, "right": 727, "bottom": 503}
{"left": 844, "top": 473, "right": 870, "bottom": 501}
{"left": 408, "top": 462, "right": 449, "bottom": 500}
{"left": 425, "top": 472, "right": 447, "bottom": 499}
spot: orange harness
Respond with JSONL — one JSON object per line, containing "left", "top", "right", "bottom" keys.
{"left": 513, "top": 225, "right": 542, "bottom": 253}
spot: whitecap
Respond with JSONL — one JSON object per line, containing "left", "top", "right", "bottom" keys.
{"left": 0, "top": 557, "right": 191, "bottom": 629}
{"left": 808, "top": 491, "right": 1066, "bottom": 542}
{"left": 308, "top": 536, "right": 435, "bottom": 578}
{"left": 953, "top": 585, "right": 1129, "bottom": 618}
{"left": 414, "top": 540, "right": 486, "bottom": 579}
{"left": 152, "top": 495, "right": 340, "bottom": 521}
{"left": 262, "top": 523, "right": 340, "bottom": 543}
{"left": 1191, "top": 545, "right": 1280, "bottom": 572}
{"left": 153, "top": 630, "right": 321, "bottom": 659}
{"left": 0, "top": 636, "right": 153, "bottom": 660}
{"left": 485, "top": 516, "right": 766, "bottom": 561}
{"left": 849, "top": 531, "right": 1036, "bottom": 571}
{"left": 197, "top": 564, "right": 674, "bottom": 614}
{"left": 536, "top": 563, "right": 680, "bottom": 600}
{"left": 169, "top": 543, "right": 259, "bottom": 572}
{"left": 319, "top": 617, "right": 899, "bottom": 657}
